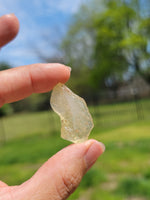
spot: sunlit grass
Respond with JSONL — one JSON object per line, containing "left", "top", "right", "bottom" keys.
{"left": 0, "top": 100, "right": 150, "bottom": 199}
{"left": 2, "top": 111, "right": 60, "bottom": 140}
{"left": 94, "top": 119, "right": 150, "bottom": 142}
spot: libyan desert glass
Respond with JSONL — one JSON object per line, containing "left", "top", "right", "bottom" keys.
{"left": 50, "top": 83, "right": 94, "bottom": 143}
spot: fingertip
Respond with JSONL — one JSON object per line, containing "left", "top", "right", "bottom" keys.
{"left": 66, "top": 66, "right": 72, "bottom": 72}
{"left": 63, "top": 65, "right": 71, "bottom": 83}
{"left": 57, "top": 64, "right": 71, "bottom": 83}
{"left": 4, "top": 13, "right": 19, "bottom": 36}
{"left": 0, "top": 13, "right": 19, "bottom": 47}
{"left": 84, "top": 139, "right": 105, "bottom": 153}
{"left": 84, "top": 139, "right": 105, "bottom": 170}
{"left": 17, "top": 138, "right": 105, "bottom": 200}
{"left": 45, "top": 63, "right": 71, "bottom": 85}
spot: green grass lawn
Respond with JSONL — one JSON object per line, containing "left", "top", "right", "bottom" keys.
{"left": 0, "top": 101, "right": 150, "bottom": 200}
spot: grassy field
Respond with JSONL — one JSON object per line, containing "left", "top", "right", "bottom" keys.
{"left": 0, "top": 100, "right": 150, "bottom": 199}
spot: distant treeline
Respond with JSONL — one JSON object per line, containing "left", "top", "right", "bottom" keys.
{"left": 1, "top": 0, "right": 150, "bottom": 115}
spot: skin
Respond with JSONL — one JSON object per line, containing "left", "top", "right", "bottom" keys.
{"left": 0, "top": 14, "right": 105, "bottom": 200}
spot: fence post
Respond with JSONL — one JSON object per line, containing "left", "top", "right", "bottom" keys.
{"left": 133, "top": 92, "right": 144, "bottom": 120}
{"left": 0, "top": 117, "right": 6, "bottom": 145}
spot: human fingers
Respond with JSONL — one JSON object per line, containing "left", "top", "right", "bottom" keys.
{"left": 0, "top": 14, "right": 19, "bottom": 47}
{"left": 0, "top": 181, "right": 8, "bottom": 188}
{"left": 13, "top": 139, "right": 105, "bottom": 200}
{"left": 0, "top": 63, "right": 71, "bottom": 107}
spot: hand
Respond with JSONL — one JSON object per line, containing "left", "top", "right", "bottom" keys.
{"left": 0, "top": 14, "right": 105, "bottom": 200}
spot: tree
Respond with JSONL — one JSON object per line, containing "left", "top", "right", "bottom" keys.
{"left": 0, "top": 62, "right": 11, "bottom": 71}
{"left": 62, "top": 0, "right": 150, "bottom": 93}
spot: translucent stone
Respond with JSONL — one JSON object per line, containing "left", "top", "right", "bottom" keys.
{"left": 50, "top": 83, "right": 94, "bottom": 143}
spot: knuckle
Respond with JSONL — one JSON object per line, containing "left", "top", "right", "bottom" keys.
{"left": 62, "top": 174, "right": 79, "bottom": 194}
{"left": 56, "top": 172, "right": 82, "bottom": 200}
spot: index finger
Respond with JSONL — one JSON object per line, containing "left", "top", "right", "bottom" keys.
{"left": 0, "top": 63, "right": 71, "bottom": 107}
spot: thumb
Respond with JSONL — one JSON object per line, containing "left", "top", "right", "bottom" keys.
{"left": 14, "top": 139, "right": 105, "bottom": 200}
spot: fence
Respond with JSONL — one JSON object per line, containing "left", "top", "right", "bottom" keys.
{"left": 89, "top": 88, "right": 150, "bottom": 130}
{"left": 91, "top": 98, "right": 149, "bottom": 130}
{"left": 0, "top": 118, "right": 6, "bottom": 144}
{"left": 0, "top": 93, "right": 150, "bottom": 144}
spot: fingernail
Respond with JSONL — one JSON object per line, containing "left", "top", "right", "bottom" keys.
{"left": 66, "top": 66, "right": 72, "bottom": 72}
{"left": 5, "top": 13, "right": 15, "bottom": 17}
{"left": 98, "top": 142, "right": 105, "bottom": 153}
{"left": 84, "top": 140, "right": 105, "bottom": 170}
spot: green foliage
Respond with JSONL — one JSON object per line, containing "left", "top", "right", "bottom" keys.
{"left": 0, "top": 62, "right": 11, "bottom": 71}
{"left": 81, "top": 169, "right": 106, "bottom": 188}
{"left": 62, "top": 0, "right": 150, "bottom": 94}
{"left": 144, "top": 169, "right": 150, "bottom": 180}
{"left": 117, "top": 177, "right": 150, "bottom": 197}
{"left": 11, "top": 93, "right": 50, "bottom": 113}
{"left": 0, "top": 104, "right": 13, "bottom": 117}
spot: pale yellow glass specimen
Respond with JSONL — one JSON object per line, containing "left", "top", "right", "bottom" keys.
{"left": 50, "top": 83, "right": 94, "bottom": 143}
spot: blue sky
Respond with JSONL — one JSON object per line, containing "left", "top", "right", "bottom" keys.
{"left": 0, "top": 0, "right": 85, "bottom": 67}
